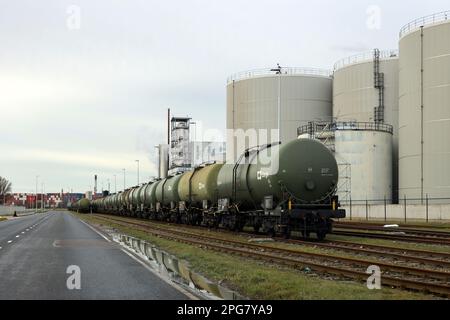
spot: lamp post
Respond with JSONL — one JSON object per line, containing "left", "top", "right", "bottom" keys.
{"left": 113, "top": 174, "right": 117, "bottom": 193}
{"left": 122, "top": 168, "right": 126, "bottom": 190}
{"left": 271, "top": 64, "right": 282, "bottom": 143}
{"left": 35, "top": 175, "right": 39, "bottom": 213}
{"left": 135, "top": 160, "right": 140, "bottom": 185}
{"left": 41, "top": 182, "right": 44, "bottom": 211}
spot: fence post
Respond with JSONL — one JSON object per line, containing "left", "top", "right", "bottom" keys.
{"left": 384, "top": 195, "right": 387, "bottom": 222}
{"left": 366, "top": 199, "right": 368, "bottom": 221}
{"left": 349, "top": 196, "right": 352, "bottom": 220}
{"left": 404, "top": 195, "right": 407, "bottom": 223}
{"left": 426, "top": 194, "right": 429, "bottom": 223}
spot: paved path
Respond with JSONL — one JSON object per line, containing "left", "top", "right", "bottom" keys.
{"left": 0, "top": 211, "right": 189, "bottom": 300}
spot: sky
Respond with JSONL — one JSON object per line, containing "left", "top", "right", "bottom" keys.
{"left": 0, "top": 0, "right": 448, "bottom": 193}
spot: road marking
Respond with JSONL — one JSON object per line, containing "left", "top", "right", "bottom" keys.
{"left": 21, "top": 231, "right": 25, "bottom": 234}
{"left": 7, "top": 240, "right": 12, "bottom": 244}
{"left": 15, "top": 235, "right": 19, "bottom": 238}
{"left": 120, "top": 248, "right": 198, "bottom": 300}
{"left": 78, "top": 219, "right": 111, "bottom": 243}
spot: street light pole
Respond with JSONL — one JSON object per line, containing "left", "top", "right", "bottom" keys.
{"left": 35, "top": 175, "right": 39, "bottom": 213}
{"left": 113, "top": 175, "right": 117, "bottom": 193}
{"left": 41, "top": 182, "right": 44, "bottom": 211}
{"left": 271, "top": 64, "right": 282, "bottom": 143}
{"left": 135, "top": 160, "right": 140, "bottom": 185}
{"left": 122, "top": 168, "right": 126, "bottom": 190}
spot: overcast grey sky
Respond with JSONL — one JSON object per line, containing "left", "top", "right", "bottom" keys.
{"left": 0, "top": 0, "right": 448, "bottom": 193}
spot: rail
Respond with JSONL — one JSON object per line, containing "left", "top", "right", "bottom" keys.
{"left": 399, "top": 10, "right": 450, "bottom": 38}
{"left": 227, "top": 67, "right": 332, "bottom": 84}
{"left": 297, "top": 121, "right": 394, "bottom": 137}
{"left": 333, "top": 49, "right": 398, "bottom": 71}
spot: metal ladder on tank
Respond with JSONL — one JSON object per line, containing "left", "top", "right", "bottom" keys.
{"left": 373, "top": 49, "right": 385, "bottom": 123}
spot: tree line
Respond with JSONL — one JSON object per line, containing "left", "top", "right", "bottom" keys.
{"left": 0, "top": 176, "right": 12, "bottom": 205}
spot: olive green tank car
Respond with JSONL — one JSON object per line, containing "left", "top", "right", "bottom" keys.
{"left": 90, "top": 139, "right": 345, "bottom": 240}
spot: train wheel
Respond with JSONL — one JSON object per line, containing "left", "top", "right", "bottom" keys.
{"left": 283, "top": 227, "right": 291, "bottom": 239}
{"left": 317, "top": 231, "right": 326, "bottom": 241}
{"left": 267, "top": 228, "right": 276, "bottom": 238}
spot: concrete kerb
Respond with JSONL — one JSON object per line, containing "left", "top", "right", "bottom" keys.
{"left": 112, "top": 233, "right": 246, "bottom": 300}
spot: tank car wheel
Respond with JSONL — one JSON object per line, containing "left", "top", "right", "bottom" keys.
{"left": 267, "top": 228, "right": 276, "bottom": 238}
{"left": 317, "top": 231, "right": 327, "bottom": 241}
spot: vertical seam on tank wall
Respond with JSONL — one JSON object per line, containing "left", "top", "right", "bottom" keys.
{"left": 420, "top": 26, "right": 424, "bottom": 204}
{"left": 232, "top": 80, "right": 235, "bottom": 129}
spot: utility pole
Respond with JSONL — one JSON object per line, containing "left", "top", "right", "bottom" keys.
{"left": 35, "top": 175, "right": 39, "bottom": 213}
{"left": 41, "top": 182, "right": 44, "bottom": 211}
{"left": 135, "top": 160, "right": 140, "bottom": 185}
{"left": 114, "top": 174, "right": 117, "bottom": 193}
{"left": 271, "top": 63, "right": 282, "bottom": 143}
{"left": 122, "top": 168, "right": 126, "bottom": 190}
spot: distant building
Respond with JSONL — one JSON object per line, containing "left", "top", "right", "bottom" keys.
{"left": 191, "top": 141, "right": 226, "bottom": 167}
{"left": 6, "top": 193, "right": 85, "bottom": 208}
{"left": 168, "top": 116, "right": 226, "bottom": 175}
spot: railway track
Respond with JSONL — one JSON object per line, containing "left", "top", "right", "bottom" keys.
{"left": 93, "top": 213, "right": 450, "bottom": 268}
{"left": 90, "top": 214, "right": 450, "bottom": 297}
{"left": 334, "top": 222, "right": 450, "bottom": 238}
{"left": 336, "top": 220, "right": 450, "bottom": 230}
{"left": 332, "top": 229, "right": 450, "bottom": 245}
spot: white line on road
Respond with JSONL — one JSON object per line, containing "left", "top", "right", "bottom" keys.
{"left": 79, "top": 219, "right": 111, "bottom": 243}
{"left": 7, "top": 241, "right": 12, "bottom": 244}
{"left": 15, "top": 235, "right": 19, "bottom": 238}
{"left": 21, "top": 231, "right": 25, "bottom": 234}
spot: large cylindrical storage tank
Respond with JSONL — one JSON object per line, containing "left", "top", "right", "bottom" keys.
{"left": 333, "top": 50, "right": 399, "bottom": 201}
{"left": 226, "top": 67, "right": 332, "bottom": 148}
{"left": 399, "top": 12, "right": 450, "bottom": 203}
{"left": 334, "top": 123, "right": 393, "bottom": 204}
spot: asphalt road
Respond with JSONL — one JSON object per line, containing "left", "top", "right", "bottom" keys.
{"left": 0, "top": 211, "right": 189, "bottom": 300}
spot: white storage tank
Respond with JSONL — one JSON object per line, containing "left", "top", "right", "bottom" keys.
{"left": 298, "top": 122, "right": 393, "bottom": 204}
{"left": 226, "top": 67, "right": 332, "bottom": 150}
{"left": 399, "top": 12, "right": 450, "bottom": 203}
{"left": 334, "top": 123, "right": 393, "bottom": 204}
{"left": 333, "top": 49, "right": 399, "bottom": 201}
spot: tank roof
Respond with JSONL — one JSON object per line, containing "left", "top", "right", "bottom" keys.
{"left": 298, "top": 121, "right": 393, "bottom": 136}
{"left": 400, "top": 10, "right": 450, "bottom": 38}
{"left": 227, "top": 67, "right": 332, "bottom": 84}
{"left": 333, "top": 49, "right": 398, "bottom": 71}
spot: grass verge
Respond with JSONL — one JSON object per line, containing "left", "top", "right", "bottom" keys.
{"left": 75, "top": 213, "right": 438, "bottom": 300}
